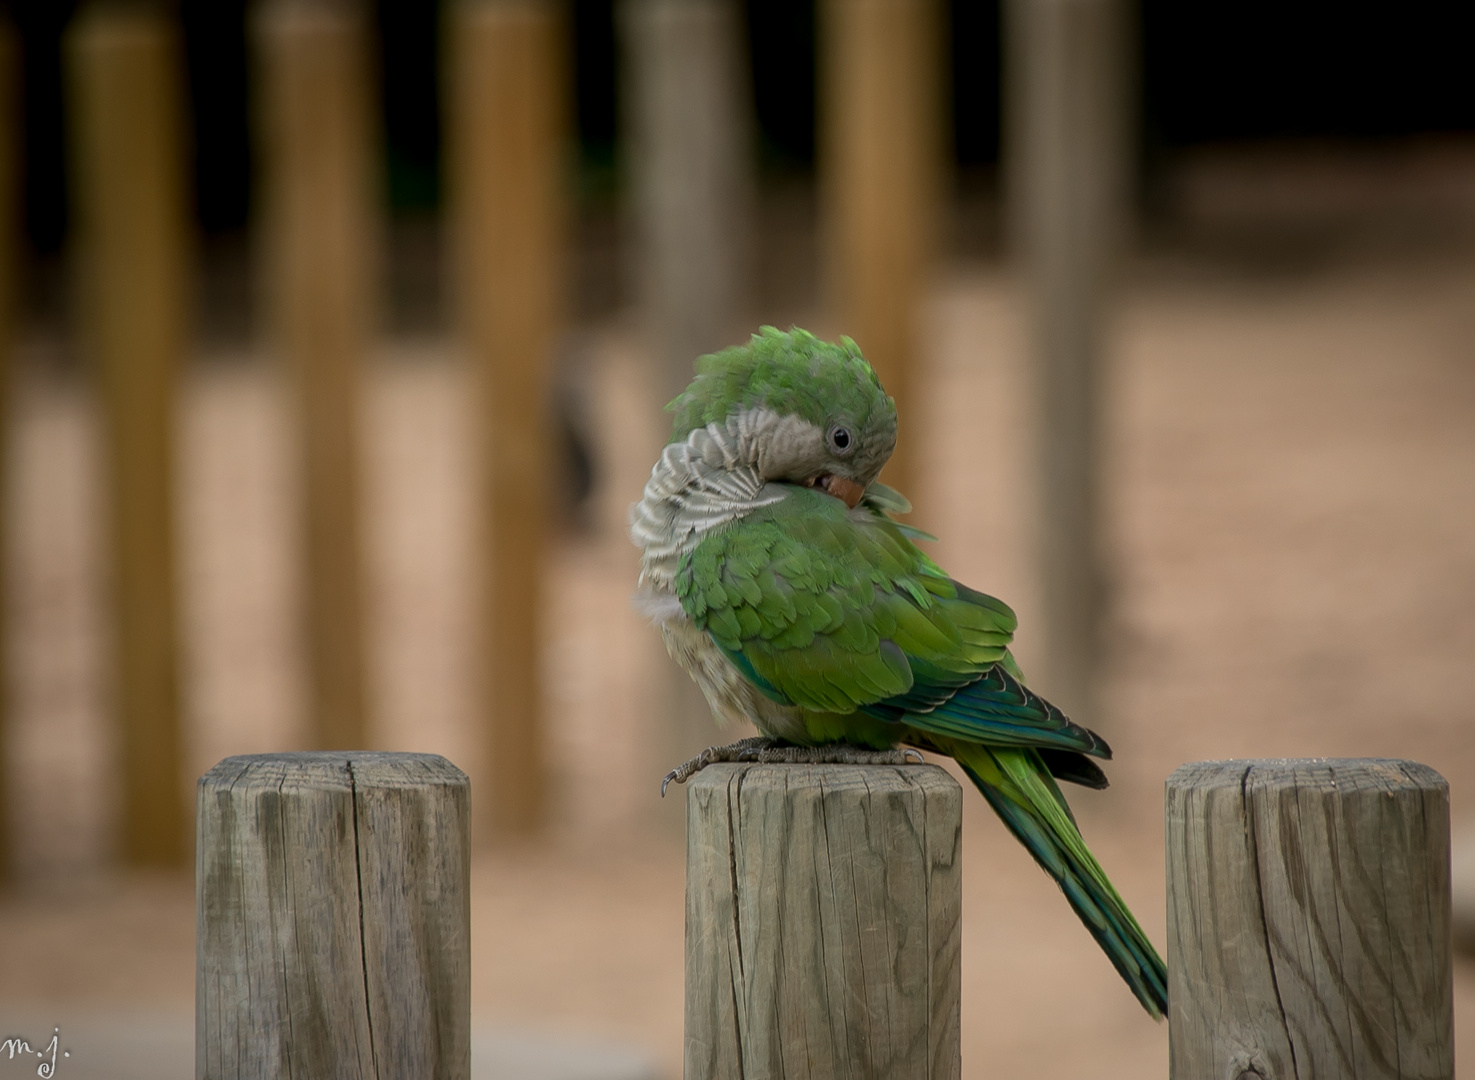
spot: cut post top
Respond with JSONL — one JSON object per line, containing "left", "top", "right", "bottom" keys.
{"left": 684, "top": 760, "right": 961, "bottom": 797}
{"left": 1168, "top": 757, "right": 1447, "bottom": 794}
{"left": 199, "top": 751, "right": 468, "bottom": 792}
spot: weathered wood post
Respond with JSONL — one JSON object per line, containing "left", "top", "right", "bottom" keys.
{"left": 1166, "top": 759, "right": 1454, "bottom": 1080}
{"left": 255, "top": 0, "right": 375, "bottom": 752}
{"left": 1004, "top": 0, "right": 1133, "bottom": 722}
{"left": 197, "top": 752, "right": 470, "bottom": 1078}
{"left": 820, "top": 0, "right": 943, "bottom": 501}
{"left": 67, "top": 4, "right": 188, "bottom": 866}
{"left": 447, "top": 0, "right": 564, "bottom": 836}
{"left": 685, "top": 764, "right": 962, "bottom": 1078}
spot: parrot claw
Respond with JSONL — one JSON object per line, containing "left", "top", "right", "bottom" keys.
{"left": 662, "top": 737, "right": 773, "bottom": 795}
{"left": 661, "top": 738, "right": 925, "bottom": 795}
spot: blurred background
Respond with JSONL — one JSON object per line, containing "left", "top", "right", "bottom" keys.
{"left": 0, "top": 0, "right": 1472, "bottom": 1075}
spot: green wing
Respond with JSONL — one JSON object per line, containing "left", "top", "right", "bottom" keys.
{"left": 674, "top": 486, "right": 1105, "bottom": 758}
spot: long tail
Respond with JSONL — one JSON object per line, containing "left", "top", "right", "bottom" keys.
{"left": 946, "top": 739, "right": 1168, "bottom": 1018}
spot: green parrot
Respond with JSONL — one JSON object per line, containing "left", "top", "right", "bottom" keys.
{"left": 631, "top": 326, "right": 1167, "bottom": 1018}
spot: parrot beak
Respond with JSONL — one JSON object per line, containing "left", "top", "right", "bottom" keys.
{"left": 810, "top": 473, "right": 866, "bottom": 509}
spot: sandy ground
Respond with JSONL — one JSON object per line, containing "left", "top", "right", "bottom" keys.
{"left": 0, "top": 241, "right": 1472, "bottom": 1076}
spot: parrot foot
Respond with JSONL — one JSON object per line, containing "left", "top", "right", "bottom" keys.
{"left": 661, "top": 738, "right": 924, "bottom": 796}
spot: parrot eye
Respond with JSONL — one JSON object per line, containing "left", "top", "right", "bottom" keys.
{"left": 827, "top": 424, "right": 855, "bottom": 456}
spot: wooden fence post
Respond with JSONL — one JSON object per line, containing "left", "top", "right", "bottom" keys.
{"left": 67, "top": 5, "right": 188, "bottom": 866}
{"left": 447, "top": 0, "right": 564, "bottom": 837}
{"left": 1166, "top": 759, "right": 1453, "bottom": 1080}
{"left": 820, "top": 0, "right": 942, "bottom": 502}
{"left": 685, "top": 763, "right": 961, "bottom": 1078}
{"left": 255, "top": 0, "right": 374, "bottom": 752}
{"left": 196, "top": 752, "right": 470, "bottom": 1078}
{"left": 1004, "top": 0, "right": 1132, "bottom": 722}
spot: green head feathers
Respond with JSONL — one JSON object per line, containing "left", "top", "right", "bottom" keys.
{"left": 667, "top": 327, "right": 897, "bottom": 461}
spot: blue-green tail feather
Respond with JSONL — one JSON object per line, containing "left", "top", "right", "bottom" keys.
{"left": 950, "top": 744, "right": 1168, "bottom": 1019}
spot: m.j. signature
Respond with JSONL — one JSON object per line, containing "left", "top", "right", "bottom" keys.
{"left": 1, "top": 1030, "right": 68, "bottom": 1077}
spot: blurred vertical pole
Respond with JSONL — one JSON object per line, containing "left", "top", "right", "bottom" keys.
{"left": 621, "top": 0, "right": 751, "bottom": 404}
{"left": 255, "top": 0, "right": 373, "bottom": 751}
{"left": 0, "top": 18, "right": 17, "bottom": 879}
{"left": 1005, "top": 0, "right": 1132, "bottom": 721}
{"left": 620, "top": 0, "right": 754, "bottom": 782}
{"left": 820, "top": 0, "right": 943, "bottom": 503}
{"left": 447, "top": 0, "right": 563, "bottom": 837}
{"left": 67, "top": 5, "right": 189, "bottom": 865}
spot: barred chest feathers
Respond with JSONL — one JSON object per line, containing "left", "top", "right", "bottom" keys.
{"left": 629, "top": 408, "right": 814, "bottom": 740}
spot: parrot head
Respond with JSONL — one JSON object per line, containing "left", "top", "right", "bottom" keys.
{"left": 665, "top": 326, "right": 896, "bottom": 509}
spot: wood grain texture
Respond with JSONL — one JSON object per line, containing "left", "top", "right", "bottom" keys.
{"left": 1003, "top": 0, "right": 1132, "bottom": 723}
{"left": 685, "top": 764, "right": 961, "bottom": 1079}
{"left": 1166, "top": 759, "right": 1452, "bottom": 1080}
{"left": 67, "top": 7, "right": 188, "bottom": 866}
{"left": 447, "top": 0, "right": 564, "bottom": 836}
{"left": 821, "top": 0, "right": 942, "bottom": 503}
{"left": 255, "top": 1, "right": 373, "bottom": 752}
{"left": 197, "top": 752, "right": 470, "bottom": 1079}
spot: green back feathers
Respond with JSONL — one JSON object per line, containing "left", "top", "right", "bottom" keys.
{"left": 675, "top": 487, "right": 1018, "bottom": 715}
{"left": 667, "top": 326, "right": 896, "bottom": 446}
